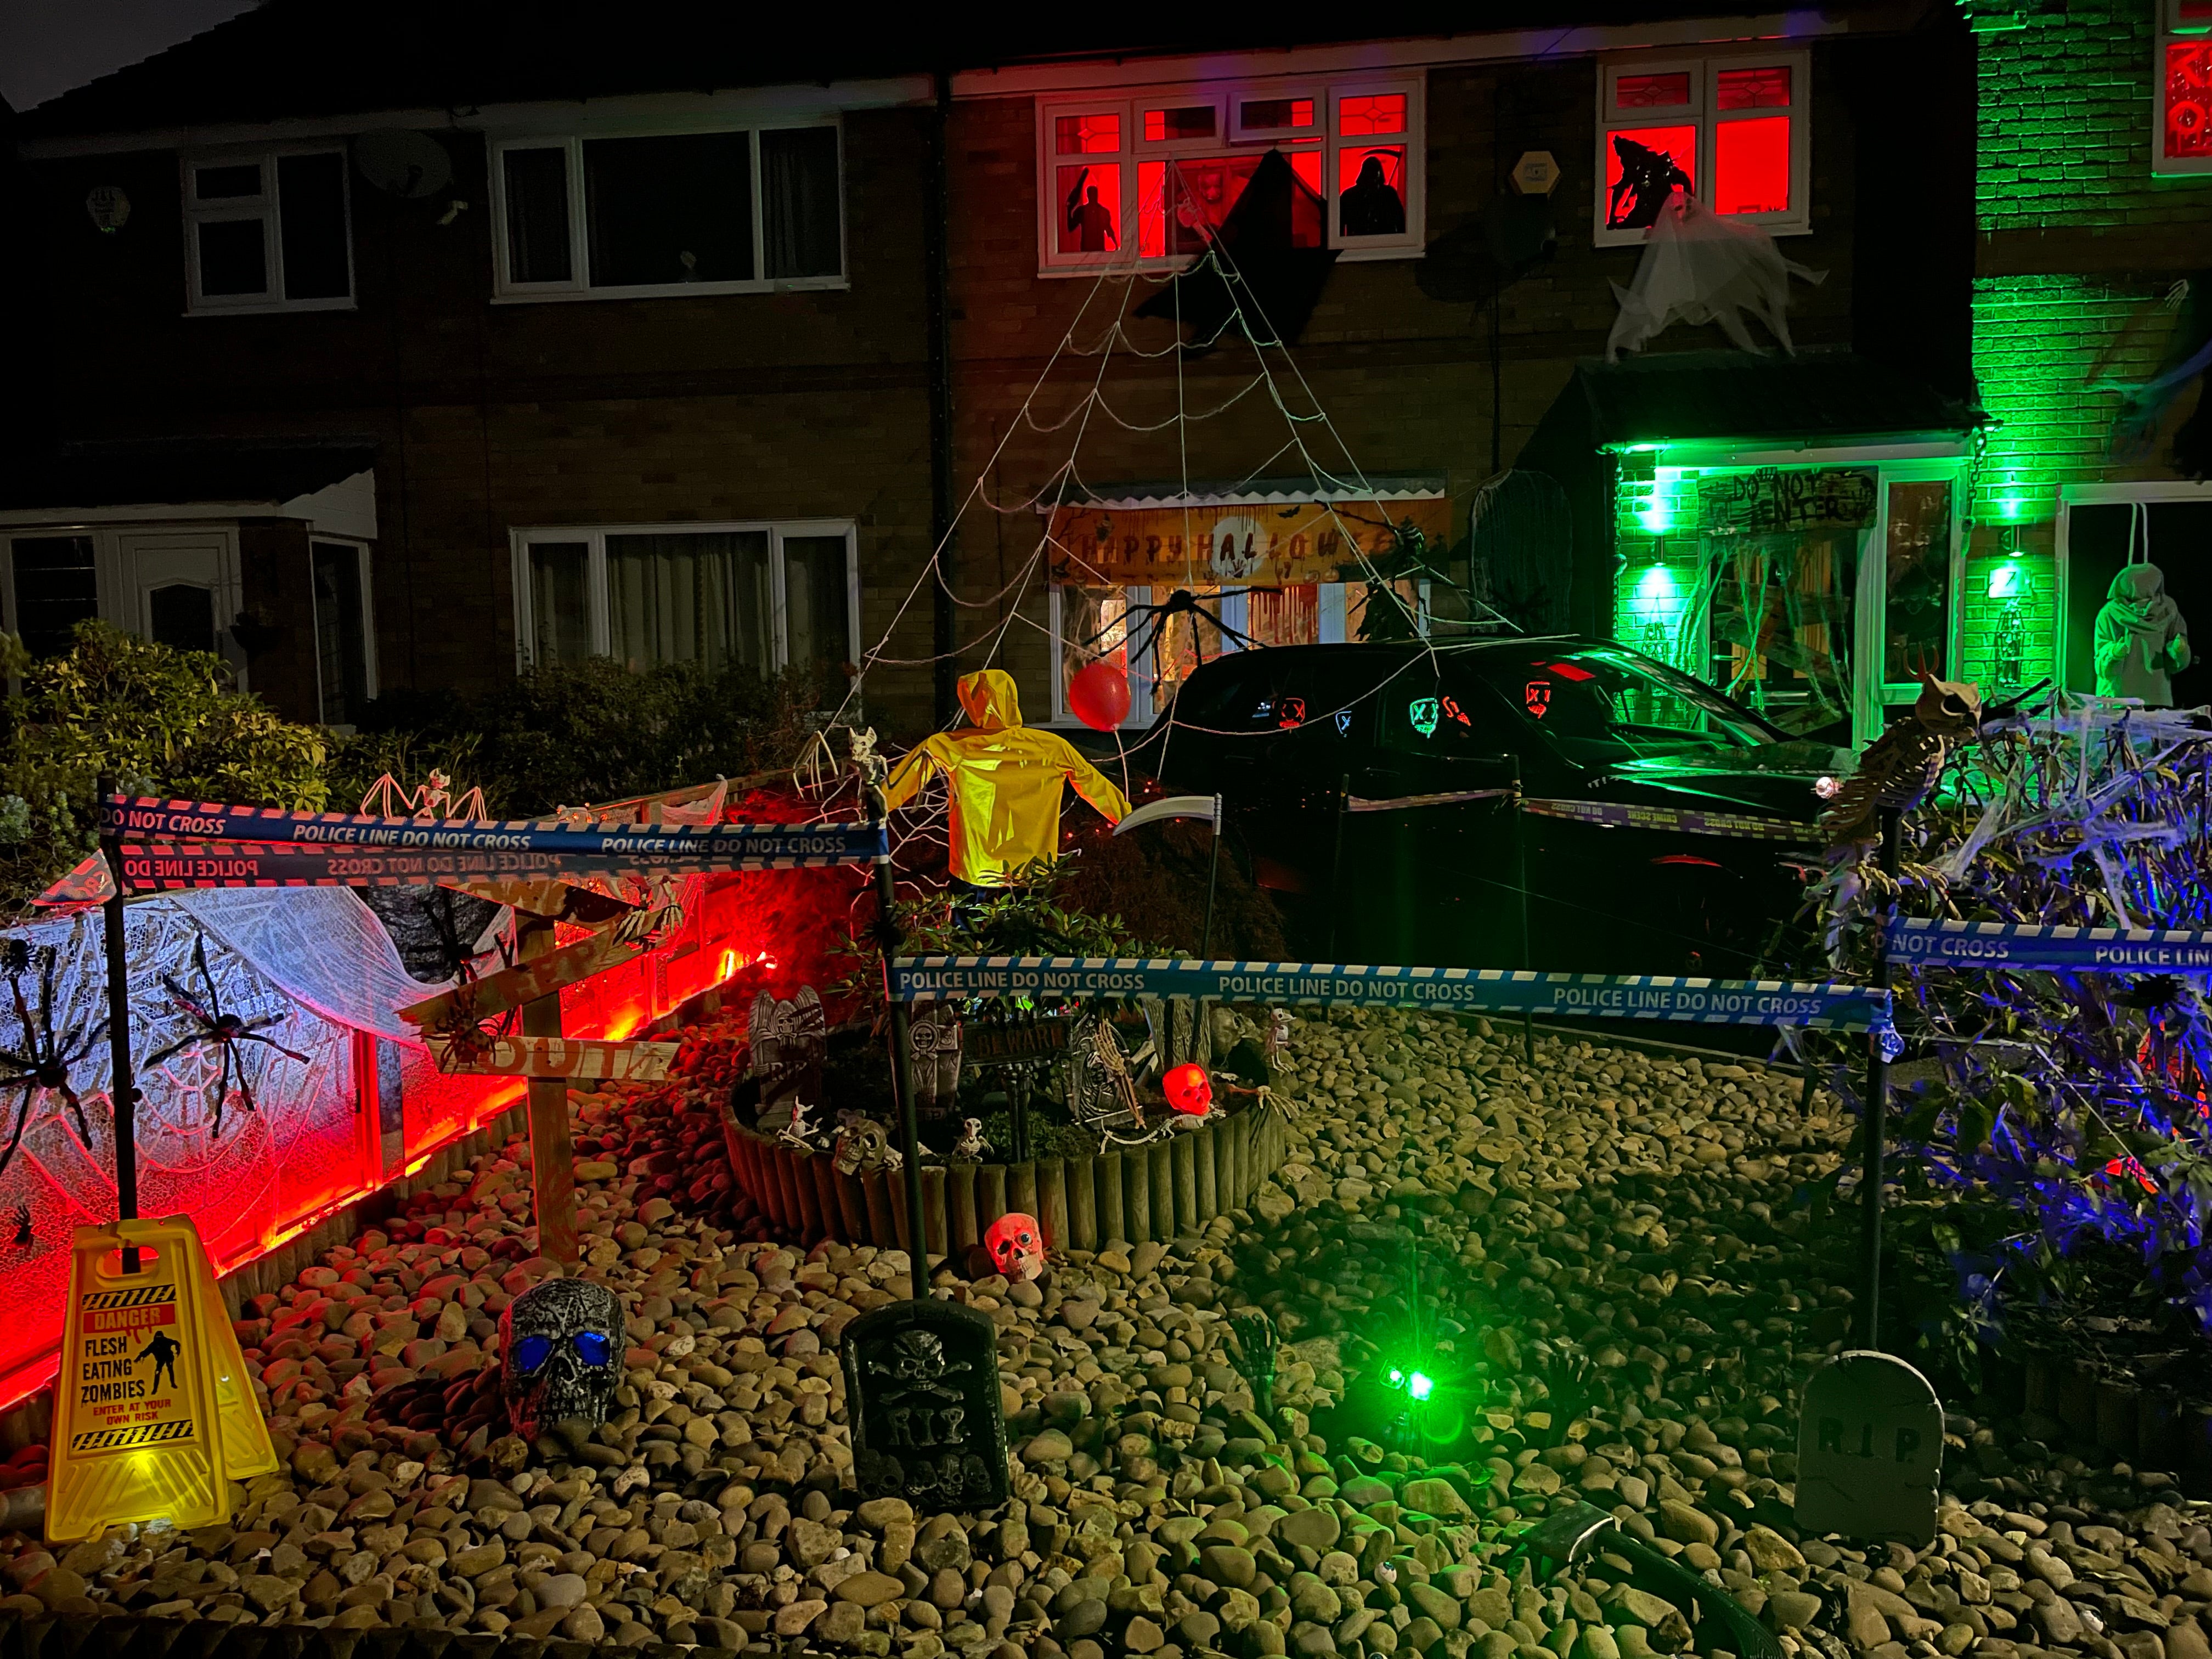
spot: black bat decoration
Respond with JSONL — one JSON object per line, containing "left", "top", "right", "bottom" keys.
{"left": 144, "top": 932, "right": 310, "bottom": 1139}
{"left": 0, "top": 940, "right": 105, "bottom": 1178}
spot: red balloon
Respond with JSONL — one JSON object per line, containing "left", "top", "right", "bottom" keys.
{"left": 1164, "top": 1063, "right": 1213, "bottom": 1116}
{"left": 1068, "top": 662, "right": 1132, "bottom": 731}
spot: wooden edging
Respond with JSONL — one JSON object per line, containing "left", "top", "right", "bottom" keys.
{"left": 724, "top": 1103, "right": 1285, "bottom": 1257}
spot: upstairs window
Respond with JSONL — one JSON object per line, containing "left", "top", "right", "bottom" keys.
{"left": 492, "top": 122, "right": 844, "bottom": 300}
{"left": 1038, "top": 74, "right": 1423, "bottom": 273}
{"left": 2159, "top": 0, "right": 2212, "bottom": 174}
{"left": 1594, "top": 52, "right": 1809, "bottom": 246}
{"left": 183, "top": 148, "right": 353, "bottom": 313}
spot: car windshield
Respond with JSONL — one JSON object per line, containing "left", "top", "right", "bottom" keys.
{"left": 1459, "top": 646, "right": 1781, "bottom": 762}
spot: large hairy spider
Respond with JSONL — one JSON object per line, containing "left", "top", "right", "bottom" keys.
{"left": 144, "top": 932, "right": 308, "bottom": 1138}
{"left": 0, "top": 940, "right": 104, "bottom": 1178}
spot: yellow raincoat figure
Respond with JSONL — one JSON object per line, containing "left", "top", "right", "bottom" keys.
{"left": 883, "top": 669, "right": 1131, "bottom": 887}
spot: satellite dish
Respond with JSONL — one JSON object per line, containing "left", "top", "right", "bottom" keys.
{"left": 353, "top": 129, "right": 453, "bottom": 199}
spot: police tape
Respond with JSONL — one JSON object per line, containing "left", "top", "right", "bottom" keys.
{"left": 98, "top": 794, "right": 887, "bottom": 865}
{"left": 1888, "top": 916, "right": 2212, "bottom": 973}
{"left": 1346, "top": 789, "right": 1514, "bottom": 813}
{"left": 888, "top": 955, "right": 1892, "bottom": 1033}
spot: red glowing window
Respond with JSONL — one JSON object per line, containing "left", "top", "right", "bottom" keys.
{"left": 1338, "top": 145, "right": 1408, "bottom": 237}
{"left": 1140, "top": 154, "right": 1323, "bottom": 257}
{"left": 1717, "top": 65, "right": 1791, "bottom": 110}
{"left": 1056, "top": 113, "right": 1121, "bottom": 155}
{"left": 1242, "top": 97, "right": 1315, "bottom": 132}
{"left": 2168, "top": 41, "right": 2212, "bottom": 159}
{"left": 1604, "top": 125, "right": 1696, "bottom": 232}
{"left": 1616, "top": 72, "right": 1692, "bottom": 110}
{"left": 1144, "top": 105, "right": 1217, "bottom": 142}
{"left": 1713, "top": 115, "right": 1791, "bottom": 214}
{"left": 1056, "top": 163, "right": 1121, "bottom": 253}
{"left": 1339, "top": 94, "right": 1408, "bottom": 136}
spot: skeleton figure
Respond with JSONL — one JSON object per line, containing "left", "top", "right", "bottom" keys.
{"left": 952, "top": 1118, "right": 992, "bottom": 1162}
{"left": 1819, "top": 673, "right": 1984, "bottom": 849}
{"left": 779, "top": 1098, "right": 820, "bottom": 1152}
{"left": 834, "top": 1116, "right": 904, "bottom": 1175}
{"left": 1266, "top": 1007, "right": 1293, "bottom": 1063}
{"left": 500, "top": 1278, "right": 623, "bottom": 1441}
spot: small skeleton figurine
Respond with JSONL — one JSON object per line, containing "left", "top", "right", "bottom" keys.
{"left": 1820, "top": 672, "right": 1984, "bottom": 849}
{"left": 778, "top": 1098, "right": 820, "bottom": 1152}
{"left": 848, "top": 725, "right": 886, "bottom": 788}
{"left": 952, "top": 1118, "right": 992, "bottom": 1161}
{"left": 1265, "top": 1007, "right": 1293, "bottom": 1063}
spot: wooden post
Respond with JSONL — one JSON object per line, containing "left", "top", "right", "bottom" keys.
{"left": 518, "top": 913, "right": 578, "bottom": 1265}
{"left": 1068, "top": 1155, "right": 1098, "bottom": 1250}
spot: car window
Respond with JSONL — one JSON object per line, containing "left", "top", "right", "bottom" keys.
{"left": 1458, "top": 645, "right": 1778, "bottom": 763}
{"left": 1378, "top": 674, "right": 1501, "bottom": 756}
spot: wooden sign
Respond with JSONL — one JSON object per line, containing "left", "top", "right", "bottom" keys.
{"left": 1697, "top": 467, "right": 1878, "bottom": 535}
{"left": 399, "top": 930, "right": 641, "bottom": 1032}
{"left": 964, "top": 1014, "right": 1071, "bottom": 1068}
{"left": 842, "top": 1299, "right": 1008, "bottom": 1513}
{"left": 1795, "top": 1350, "right": 1943, "bottom": 1545}
{"left": 427, "top": 1034, "right": 679, "bottom": 1082}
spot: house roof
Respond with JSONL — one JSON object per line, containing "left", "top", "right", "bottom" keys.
{"left": 1551, "top": 350, "right": 1978, "bottom": 449}
{"left": 0, "top": 439, "right": 376, "bottom": 514}
{"left": 15, "top": 1, "right": 1916, "bottom": 140}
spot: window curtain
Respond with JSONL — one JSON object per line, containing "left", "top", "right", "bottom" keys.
{"left": 762, "top": 128, "right": 842, "bottom": 279}
{"left": 606, "top": 532, "right": 770, "bottom": 671}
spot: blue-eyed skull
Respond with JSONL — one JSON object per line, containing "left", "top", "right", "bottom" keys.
{"left": 500, "top": 1278, "right": 623, "bottom": 1442}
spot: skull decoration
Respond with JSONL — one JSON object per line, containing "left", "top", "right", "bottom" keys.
{"left": 500, "top": 1278, "right": 623, "bottom": 1442}
{"left": 1163, "top": 1062, "right": 1213, "bottom": 1117}
{"left": 984, "top": 1212, "right": 1046, "bottom": 1283}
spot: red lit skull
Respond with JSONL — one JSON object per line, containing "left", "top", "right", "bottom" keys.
{"left": 1163, "top": 1062, "right": 1212, "bottom": 1116}
{"left": 984, "top": 1211, "right": 1046, "bottom": 1282}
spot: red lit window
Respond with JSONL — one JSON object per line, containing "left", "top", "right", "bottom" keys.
{"left": 1604, "top": 125, "right": 1696, "bottom": 232}
{"left": 1713, "top": 115, "right": 1790, "bottom": 213}
{"left": 1056, "top": 114, "right": 1120, "bottom": 155}
{"left": 1340, "top": 94, "right": 1407, "bottom": 136}
{"left": 2168, "top": 41, "right": 2212, "bottom": 160}
{"left": 1141, "top": 154, "right": 1323, "bottom": 257}
{"left": 1717, "top": 65, "right": 1791, "bottom": 109}
{"left": 1339, "top": 145, "right": 1408, "bottom": 238}
{"left": 1144, "top": 105, "right": 1217, "bottom": 142}
{"left": 1616, "top": 73, "right": 1691, "bottom": 109}
{"left": 1242, "top": 97, "right": 1314, "bottom": 132}
{"left": 1057, "top": 163, "right": 1121, "bottom": 253}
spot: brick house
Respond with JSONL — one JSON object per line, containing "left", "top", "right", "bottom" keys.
{"left": 3, "top": 2, "right": 1971, "bottom": 752}
{"left": 1959, "top": 0, "right": 2212, "bottom": 707}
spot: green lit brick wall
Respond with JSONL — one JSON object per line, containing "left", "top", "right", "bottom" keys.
{"left": 1611, "top": 465, "right": 1705, "bottom": 669}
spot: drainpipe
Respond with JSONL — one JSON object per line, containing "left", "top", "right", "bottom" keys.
{"left": 927, "top": 69, "right": 958, "bottom": 726}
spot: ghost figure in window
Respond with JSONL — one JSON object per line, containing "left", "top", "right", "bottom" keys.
{"left": 500, "top": 1277, "right": 623, "bottom": 1442}
{"left": 984, "top": 1212, "right": 1046, "bottom": 1283}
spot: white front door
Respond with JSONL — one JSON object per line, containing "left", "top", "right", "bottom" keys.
{"left": 113, "top": 529, "right": 242, "bottom": 676}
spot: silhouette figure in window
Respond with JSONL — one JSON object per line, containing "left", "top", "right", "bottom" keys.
{"left": 1064, "top": 173, "right": 1118, "bottom": 252}
{"left": 1339, "top": 154, "right": 1406, "bottom": 238}
{"left": 1607, "top": 135, "right": 1692, "bottom": 231}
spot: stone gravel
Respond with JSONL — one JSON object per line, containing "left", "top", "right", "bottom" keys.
{"left": 0, "top": 1007, "right": 2204, "bottom": 1659}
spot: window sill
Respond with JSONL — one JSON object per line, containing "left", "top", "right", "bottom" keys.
{"left": 1035, "top": 244, "right": 1424, "bottom": 280}
{"left": 1595, "top": 217, "right": 1811, "bottom": 250}
{"left": 184, "top": 298, "right": 358, "bottom": 317}
{"left": 490, "top": 278, "right": 850, "bottom": 303}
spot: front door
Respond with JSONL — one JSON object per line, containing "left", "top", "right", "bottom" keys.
{"left": 114, "top": 529, "right": 240, "bottom": 673}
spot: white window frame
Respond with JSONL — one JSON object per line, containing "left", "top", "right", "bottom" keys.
{"left": 2154, "top": 5, "right": 2212, "bottom": 177}
{"left": 180, "top": 145, "right": 356, "bottom": 315}
{"left": 1035, "top": 71, "right": 1426, "bottom": 276}
{"left": 488, "top": 118, "right": 848, "bottom": 302}
{"left": 0, "top": 521, "right": 251, "bottom": 687}
{"left": 307, "top": 535, "right": 379, "bottom": 727}
{"left": 509, "top": 520, "right": 861, "bottom": 672}
{"left": 1592, "top": 49, "right": 1810, "bottom": 248}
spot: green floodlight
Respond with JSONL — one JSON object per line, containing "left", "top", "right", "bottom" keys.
{"left": 1386, "top": 1367, "right": 1406, "bottom": 1389}
{"left": 1408, "top": 1372, "right": 1435, "bottom": 1402}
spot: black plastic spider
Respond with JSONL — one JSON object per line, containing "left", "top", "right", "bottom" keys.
{"left": 144, "top": 932, "right": 309, "bottom": 1138}
{"left": 0, "top": 940, "right": 105, "bottom": 1179}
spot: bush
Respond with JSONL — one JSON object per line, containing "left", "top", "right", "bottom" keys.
{"left": 0, "top": 622, "right": 328, "bottom": 918}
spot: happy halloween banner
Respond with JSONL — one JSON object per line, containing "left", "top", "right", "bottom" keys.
{"left": 889, "top": 955, "right": 1892, "bottom": 1033}
{"left": 1046, "top": 496, "right": 1453, "bottom": 587}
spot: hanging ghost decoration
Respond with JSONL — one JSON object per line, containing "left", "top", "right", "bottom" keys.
{"left": 1606, "top": 187, "right": 1823, "bottom": 362}
{"left": 984, "top": 1212, "right": 1046, "bottom": 1283}
{"left": 2096, "top": 563, "right": 2192, "bottom": 706}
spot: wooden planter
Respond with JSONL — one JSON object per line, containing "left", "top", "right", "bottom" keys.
{"left": 724, "top": 1105, "right": 1288, "bottom": 1259}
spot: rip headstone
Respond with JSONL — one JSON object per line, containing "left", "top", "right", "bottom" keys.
{"left": 842, "top": 1298, "right": 1008, "bottom": 1513}
{"left": 1794, "top": 1350, "right": 1943, "bottom": 1545}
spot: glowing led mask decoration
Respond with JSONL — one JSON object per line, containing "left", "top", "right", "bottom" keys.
{"left": 500, "top": 1278, "right": 623, "bottom": 1441}
{"left": 1163, "top": 1062, "right": 1212, "bottom": 1116}
{"left": 1409, "top": 697, "right": 1440, "bottom": 737}
{"left": 984, "top": 1212, "right": 1046, "bottom": 1283}
{"left": 1524, "top": 680, "right": 1553, "bottom": 718}
{"left": 1335, "top": 710, "right": 1352, "bottom": 736}
{"left": 1277, "top": 697, "right": 1307, "bottom": 729}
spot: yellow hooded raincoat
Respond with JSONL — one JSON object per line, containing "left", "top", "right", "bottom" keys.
{"left": 882, "top": 669, "right": 1131, "bottom": 886}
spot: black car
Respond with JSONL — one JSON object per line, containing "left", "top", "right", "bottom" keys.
{"left": 1134, "top": 636, "right": 1844, "bottom": 977}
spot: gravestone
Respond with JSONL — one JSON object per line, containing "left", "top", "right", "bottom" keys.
{"left": 1795, "top": 1350, "right": 1943, "bottom": 1545}
{"left": 842, "top": 1299, "right": 1009, "bottom": 1512}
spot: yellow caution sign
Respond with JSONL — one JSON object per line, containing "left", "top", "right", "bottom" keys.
{"left": 46, "top": 1215, "right": 278, "bottom": 1542}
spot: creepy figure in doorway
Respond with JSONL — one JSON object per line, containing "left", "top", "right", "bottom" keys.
{"left": 2095, "top": 563, "right": 2192, "bottom": 705}
{"left": 1064, "top": 173, "right": 1117, "bottom": 251}
{"left": 1339, "top": 154, "right": 1406, "bottom": 237}
{"left": 1607, "top": 134, "right": 1692, "bottom": 232}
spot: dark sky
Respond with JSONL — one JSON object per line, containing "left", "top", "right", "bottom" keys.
{"left": 0, "top": 0, "right": 258, "bottom": 114}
